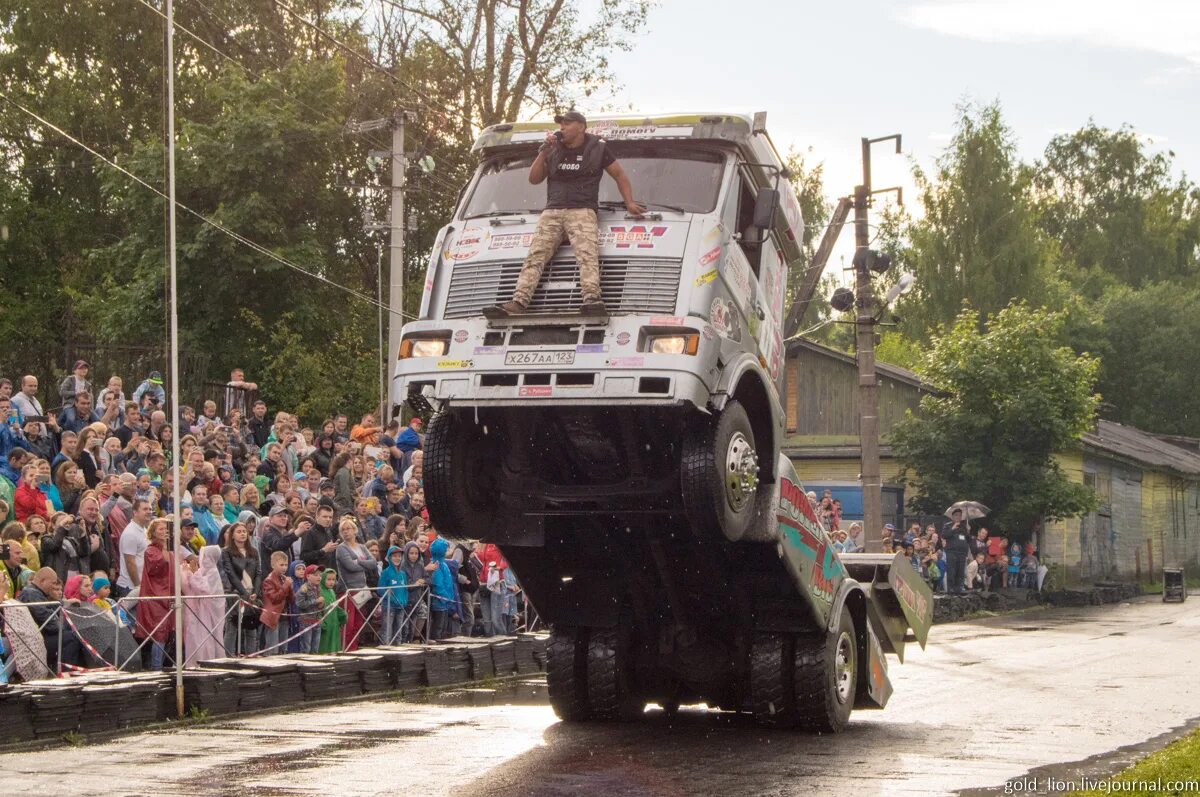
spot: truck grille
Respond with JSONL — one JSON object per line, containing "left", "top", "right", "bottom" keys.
{"left": 444, "top": 257, "right": 682, "bottom": 318}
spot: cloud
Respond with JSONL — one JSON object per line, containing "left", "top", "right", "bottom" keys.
{"left": 896, "top": 0, "right": 1200, "bottom": 65}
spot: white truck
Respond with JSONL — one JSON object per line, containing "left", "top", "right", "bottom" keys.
{"left": 394, "top": 112, "right": 931, "bottom": 730}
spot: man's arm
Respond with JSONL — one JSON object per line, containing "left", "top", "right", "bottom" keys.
{"left": 528, "top": 132, "right": 556, "bottom": 185}
{"left": 123, "top": 553, "right": 140, "bottom": 586}
{"left": 605, "top": 161, "right": 645, "bottom": 215}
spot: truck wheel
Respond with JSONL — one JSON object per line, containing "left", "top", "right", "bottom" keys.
{"left": 749, "top": 633, "right": 796, "bottom": 728}
{"left": 681, "top": 400, "right": 761, "bottom": 541}
{"left": 424, "top": 410, "right": 497, "bottom": 537}
{"left": 547, "top": 626, "right": 590, "bottom": 722}
{"left": 794, "top": 606, "right": 857, "bottom": 733}
{"left": 586, "top": 628, "right": 643, "bottom": 721}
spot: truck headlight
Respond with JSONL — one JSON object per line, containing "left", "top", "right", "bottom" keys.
{"left": 647, "top": 334, "right": 699, "bottom": 355}
{"left": 399, "top": 337, "right": 449, "bottom": 358}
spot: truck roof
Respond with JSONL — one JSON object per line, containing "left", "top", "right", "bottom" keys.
{"left": 472, "top": 112, "right": 763, "bottom": 154}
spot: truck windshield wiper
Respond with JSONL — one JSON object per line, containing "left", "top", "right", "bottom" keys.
{"left": 464, "top": 209, "right": 538, "bottom": 219}
{"left": 599, "top": 200, "right": 688, "bottom": 214}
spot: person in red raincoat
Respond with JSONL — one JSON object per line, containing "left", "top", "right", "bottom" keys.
{"left": 135, "top": 517, "right": 175, "bottom": 669}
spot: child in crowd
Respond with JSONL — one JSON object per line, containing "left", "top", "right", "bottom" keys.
{"left": 1008, "top": 543, "right": 1022, "bottom": 587}
{"left": 378, "top": 545, "right": 410, "bottom": 645}
{"left": 1020, "top": 545, "right": 1040, "bottom": 589}
{"left": 295, "top": 565, "right": 324, "bottom": 654}
{"left": 904, "top": 543, "right": 920, "bottom": 572}
{"left": 134, "top": 468, "right": 155, "bottom": 503}
{"left": 318, "top": 568, "right": 346, "bottom": 653}
{"left": 922, "top": 548, "right": 942, "bottom": 592}
{"left": 91, "top": 575, "right": 113, "bottom": 610}
{"left": 259, "top": 550, "right": 291, "bottom": 655}
{"left": 967, "top": 552, "right": 986, "bottom": 591}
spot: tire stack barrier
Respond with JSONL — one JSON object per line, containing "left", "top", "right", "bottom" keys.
{"left": 0, "top": 634, "right": 550, "bottom": 742}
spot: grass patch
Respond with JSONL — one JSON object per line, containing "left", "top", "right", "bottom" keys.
{"left": 1140, "top": 577, "right": 1200, "bottom": 596}
{"left": 1076, "top": 728, "right": 1200, "bottom": 796}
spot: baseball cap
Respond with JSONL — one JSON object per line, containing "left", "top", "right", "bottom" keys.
{"left": 410, "top": 417, "right": 423, "bottom": 427}
{"left": 73, "top": 359, "right": 89, "bottom": 370}
{"left": 304, "top": 565, "right": 320, "bottom": 577}
{"left": 319, "top": 478, "right": 334, "bottom": 489}
{"left": 268, "top": 503, "right": 289, "bottom": 517}
{"left": 148, "top": 370, "right": 164, "bottom": 385}
{"left": 553, "top": 110, "right": 586, "bottom": 125}
{"left": 884, "top": 523, "right": 896, "bottom": 531}
{"left": 181, "top": 518, "right": 198, "bottom": 529}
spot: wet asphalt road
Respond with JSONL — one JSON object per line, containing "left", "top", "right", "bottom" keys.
{"left": 3, "top": 596, "right": 1198, "bottom": 797}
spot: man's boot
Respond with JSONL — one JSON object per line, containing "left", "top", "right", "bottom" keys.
{"left": 579, "top": 298, "right": 608, "bottom": 316}
{"left": 483, "top": 300, "right": 528, "bottom": 319}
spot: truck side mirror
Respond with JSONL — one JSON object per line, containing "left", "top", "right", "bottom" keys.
{"left": 752, "top": 187, "right": 778, "bottom": 230}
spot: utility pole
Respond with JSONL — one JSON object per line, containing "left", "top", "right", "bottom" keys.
{"left": 387, "top": 110, "right": 409, "bottom": 423}
{"left": 347, "top": 110, "right": 414, "bottom": 422}
{"left": 856, "top": 134, "right": 902, "bottom": 553}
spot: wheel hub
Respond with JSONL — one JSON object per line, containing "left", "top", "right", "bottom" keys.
{"left": 834, "top": 630, "right": 855, "bottom": 705}
{"left": 725, "top": 431, "right": 760, "bottom": 511}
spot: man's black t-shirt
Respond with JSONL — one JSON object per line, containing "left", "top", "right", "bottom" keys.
{"left": 545, "top": 133, "right": 616, "bottom": 211}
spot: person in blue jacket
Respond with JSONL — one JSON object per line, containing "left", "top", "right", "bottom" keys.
{"left": 378, "top": 546, "right": 410, "bottom": 645}
{"left": 428, "top": 537, "right": 459, "bottom": 641}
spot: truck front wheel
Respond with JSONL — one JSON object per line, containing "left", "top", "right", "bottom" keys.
{"left": 423, "top": 410, "right": 498, "bottom": 538}
{"left": 547, "top": 626, "right": 590, "bottom": 722}
{"left": 794, "top": 606, "right": 857, "bottom": 733}
{"left": 681, "top": 400, "right": 761, "bottom": 541}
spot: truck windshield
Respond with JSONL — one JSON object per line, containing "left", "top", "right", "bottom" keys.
{"left": 462, "top": 146, "right": 724, "bottom": 218}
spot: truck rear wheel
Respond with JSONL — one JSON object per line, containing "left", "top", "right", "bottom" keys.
{"left": 423, "top": 410, "right": 498, "bottom": 537}
{"left": 586, "top": 628, "right": 643, "bottom": 721}
{"left": 681, "top": 400, "right": 761, "bottom": 541}
{"left": 794, "top": 606, "right": 857, "bottom": 733}
{"left": 547, "top": 626, "right": 590, "bottom": 722}
{"left": 749, "top": 633, "right": 796, "bottom": 728}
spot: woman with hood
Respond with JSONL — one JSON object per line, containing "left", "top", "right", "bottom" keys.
{"left": 311, "top": 435, "right": 334, "bottom": 477}
{"left": 427, "top": 537, "right": 458, "bottom": 641}
{"left": 400, "top": 541, "right": 428, "bottom": 642}
{"left": 377, "top": 545, "right": 409, "bottom": 645}
{"left": 181, "top": 545, "right": 225, "bottom": 665}
{"left": 317, "top": 568, "right": 346, "bottom": 653}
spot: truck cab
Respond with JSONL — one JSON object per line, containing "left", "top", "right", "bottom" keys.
{"left": 394, "top": 113, "right": 930, "bottom": 731}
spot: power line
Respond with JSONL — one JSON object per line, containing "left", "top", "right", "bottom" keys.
{"left": 0, "top": 91, "right": 416, "bottom": 321}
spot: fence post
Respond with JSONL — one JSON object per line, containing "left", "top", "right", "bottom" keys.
{"left": 236, "top": 601, "right": 244, "bottom": 657}
{"left": 56, "top": 603, "right": 64, "bottom": 676}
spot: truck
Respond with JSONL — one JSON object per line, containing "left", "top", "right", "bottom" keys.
{"left": 393, "top": 112, "right": 932, "bottom": 731}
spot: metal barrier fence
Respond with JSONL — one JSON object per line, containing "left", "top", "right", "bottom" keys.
{"left": 1, "top": 583, "right": 434, "bottom": 680}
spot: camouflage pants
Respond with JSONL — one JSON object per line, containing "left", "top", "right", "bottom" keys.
{"left": 512, "top": 208, "right": 600, "bottom": 306}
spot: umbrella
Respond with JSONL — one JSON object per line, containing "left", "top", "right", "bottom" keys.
{"left": 944, "top": 500, "right": 990, "bottom": 519}
{"left": 1, "top": 601, "right": 53, "bottom": 681}
{"left": 64, "top": 604, "right": 142, "bottom": 671}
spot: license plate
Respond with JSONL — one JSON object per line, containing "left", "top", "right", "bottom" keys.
{"left": 504, "top": 350, "right": 575, "bottom": 366}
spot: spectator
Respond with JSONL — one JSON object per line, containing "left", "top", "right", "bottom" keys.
{"left": 40, "top": 510, "right": 91, "bottom": 582}
{"left": 97, "top": 389, "right": 124, "bottom": 433}
{"left": 14, "top": 463, "right": 50, "bottom": 522}
{"left": 190, "top": 484, "right": 220, "bottom": 546}
{"left": 332, "top": 414, "right": 350, "bottom": 444}
{"left": 180, "top": 545, "right": 225, "bottom": 665}
{"left": 966, "top": 552, "right": 986, "bottom": 592}
{"left": 10, "top": 375, "right": 46, "bottom": 424}
{"left": 295, "top": 564, "right": 324, "bottom": 653}
{"left": 74, "top": 426, "right": 104, "bottom": 488}
{"left": 57, "top": 360, "right": 93, "bottom": 406}
{"left": 403, "top": 451, "right": 424, "bottom": 488}
{"left": 0, "top": 396, "right": 32, "bottom": 463}
{"left": 942, "top": 508, "right": 971, "bottom": 595}
{"left": 378, "top": 545, "right": 410, "bottom": 645}
{"left": 427, "top": 536, "right": 458, "bottom": 641}
{"left": 300, "top": 503, "right": 338, "bottom": 571}
{"left": 3, "top": 518, "right": 41, "bottom": 571}
{"left": 56, "top": 391, "right": 103, "bottom": 435}
{"left": 330, "top": 452, "right": 355, "bottom": 516}
{"left": 311, "top": 435, "right": 335, "bottom": 476}
{"left": 100, "top": 436, "right": 126, "bottom": 475}
{"left": 2, "top": 540, "right": 31, "bottom": 599}
{"left": 224, "top": 368, "right": 258, "bottom": 418}
{"left": 335, "top": 517, "right": 374, "bottom": 651}
{"left": 260, "top": 504, "right": 303, "bottom": 573}
{"left": 1020, "top": 544, "right": 1040, "bottom": 589}
{"left": 77, "top": 495, "right": 110, "bottom": 577}
{"left": 219, "top": 522, "right": 260, "bottom": 656}
{"left": 259, "top": 550, "right": 291, "bottom": 655}
{"left": 23, "top": 419, "right": 55, "bottom": 462}
{"left": 20, "top": 566, "right": 84, "bottom": 671}
{"left": 317, "top": 568, "right": 346, "bottom": 653}
{"left": 50, "top": 430, "right": 77, "bottom": 469}
{"left": 114, "top": 402, "right": 145, "bottom": 448}
{"left": 96, "top": 375, "right": 126, "bottom": 413}
{"left": 247, "top": 400, "right": 271, "bottom": 451}
{"left": 357, "top": 497, "right": 385, "bottom": 542}
{"left": 134, "top": 518, "right": 175, "bottom": 669}
{"left": 132, "top": 371, "right": 166, "bottom": 410}
{"left": 117, "top": 498, "right": 152, "bottom": 598}
{"left": 400, "top": 541, "right": 428, "bottom": 642}
{"left": 843, "top": 522, "right": 861, "bottom": 553}
{"left": 350, "top": 413, "right": 382, "bottom": 447}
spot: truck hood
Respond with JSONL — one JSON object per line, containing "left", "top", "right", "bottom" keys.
{"left": 443, "top": 215, "right": 691, "bottom": 264}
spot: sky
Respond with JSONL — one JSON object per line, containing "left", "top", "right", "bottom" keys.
{"left": 584, "top": 0, "right": 1200, "bottom": 271}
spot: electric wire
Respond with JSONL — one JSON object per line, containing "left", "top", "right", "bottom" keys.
{"left": 0, "top": 91, "right": 417, "bottom": 321}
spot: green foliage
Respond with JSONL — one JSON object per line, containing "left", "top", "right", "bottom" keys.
{"left": 892, "top": 302, "right": 1100, "bottom": 534}
{"left": 1035, "top": 122, "right": 1200, "bottom": 296}
{"left": 893, "top": 101, "right": 1064, "bottom": 338}
{"left": 1070, "top": 282, "right": 1200, "bottom": 435}
{"left": 874, "top": 332, "right": 924, "bottom": 371}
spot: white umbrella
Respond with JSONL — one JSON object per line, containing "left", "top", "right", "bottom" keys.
{"left": 944, "top": 500, "right": 990, "bottom": 519}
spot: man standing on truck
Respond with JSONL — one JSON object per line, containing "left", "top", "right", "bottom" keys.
{"left": 485, "top": 110, "right": 645, "bottom": 318}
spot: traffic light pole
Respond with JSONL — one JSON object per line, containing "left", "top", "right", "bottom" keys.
{"left": 856, "top": 134, "right": 902, "bottom": 553}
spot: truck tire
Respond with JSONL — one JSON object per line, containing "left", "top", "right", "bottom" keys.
{"left": 794, "top": 606, "right": 857, "bottom": 733}
{"left": 681, "top": 400, "right": 761, "bottom": 541}
{"left": 749, "top": 633, "right": 796, "bottom": 728}
{"left": 586, "top": 628, "right": 643, "bottom": 721}
{"left": 547, "top": 626, "right": 590, "bottom": 722}
{"left": 423, "top": 410, "right": 496, "bottom": 537}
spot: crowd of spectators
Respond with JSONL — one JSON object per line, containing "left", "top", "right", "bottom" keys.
{"left": 0, "top": 364, "right": 526, "bottom": 678}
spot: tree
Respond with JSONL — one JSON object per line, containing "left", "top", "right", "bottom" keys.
{"left": 891, "top": 302, "right": 1099, "bottom": 534}
{"left": 1035, "top": 122, "right": 1200, "bottom": 297}
{"left": 893, "top": 102, "right": 1062, "bottom": 339}
{"left": 1070, "top": 282, "right": 1200, "bottom": 436}
{"left": 388, "top": 0, "right": 656, "bottom": 145}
